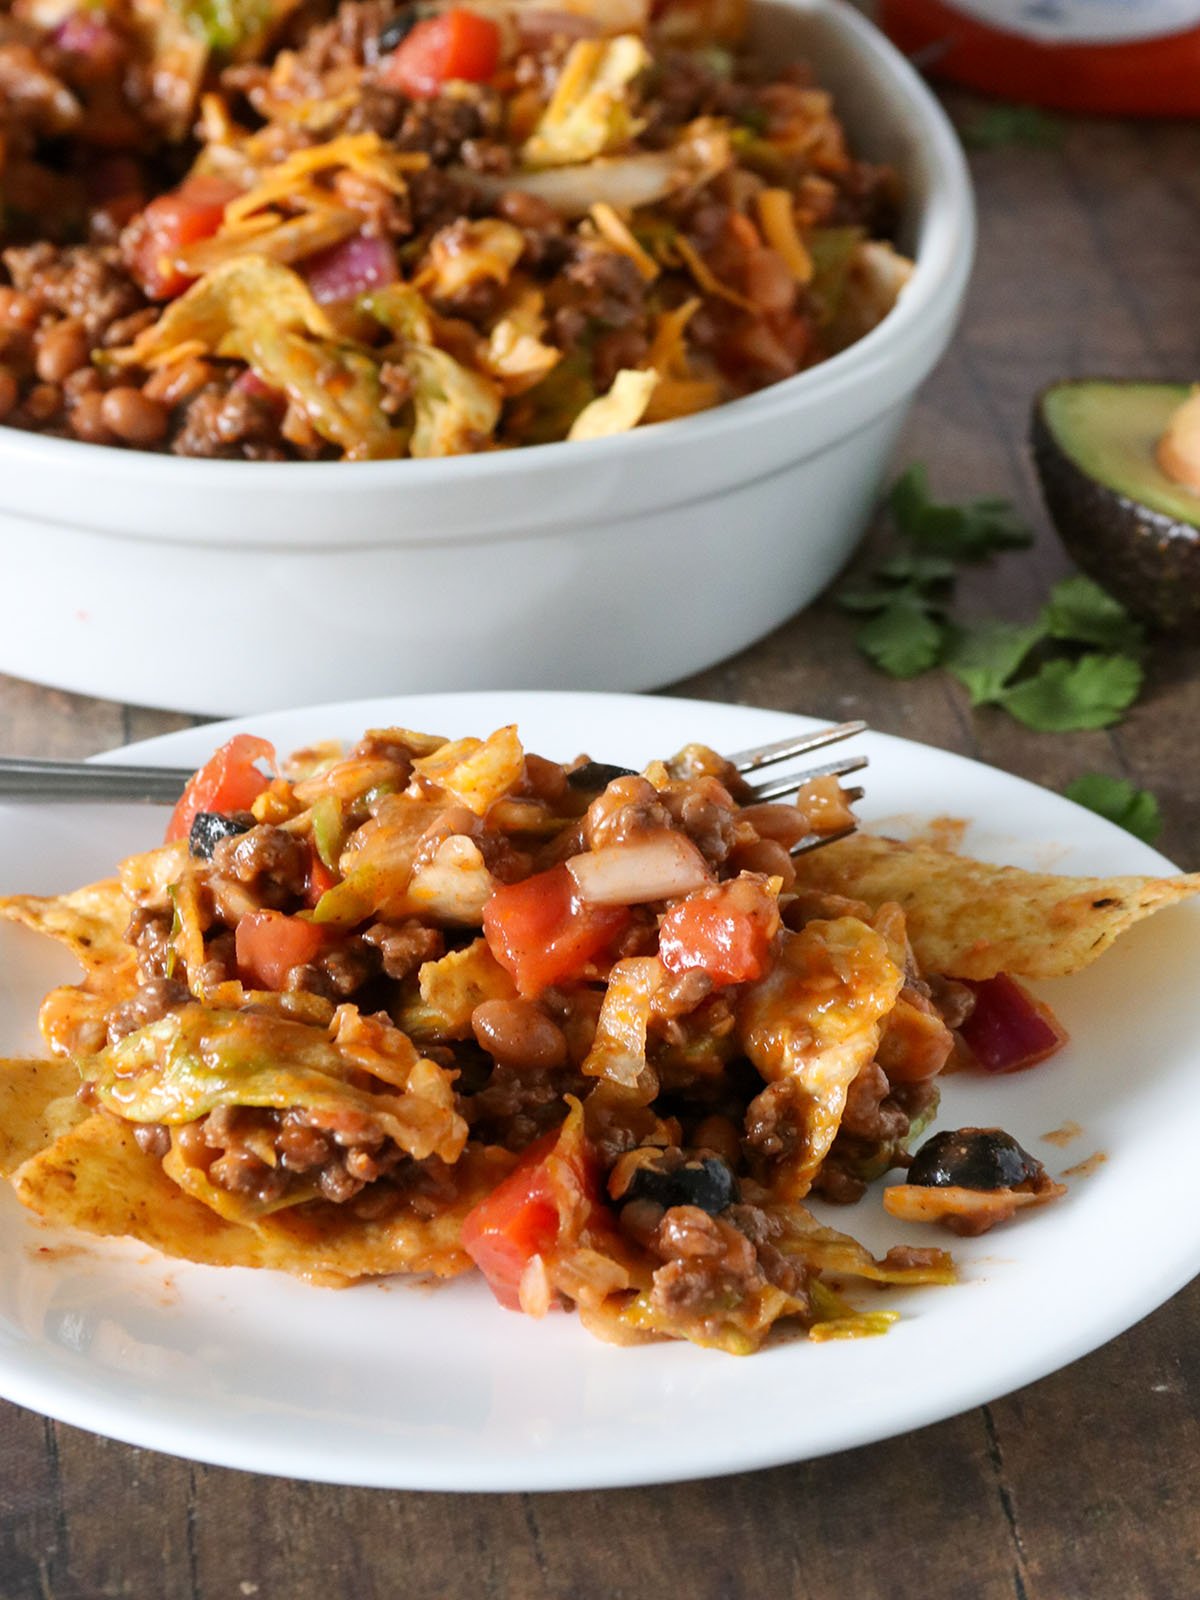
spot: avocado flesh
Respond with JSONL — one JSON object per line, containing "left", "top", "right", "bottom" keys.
{"left": 1033, "top": 381, "right": 1200, "bottom": 633}
{"left": 1041, "top": 382, "right": 1200, "bottom": 527}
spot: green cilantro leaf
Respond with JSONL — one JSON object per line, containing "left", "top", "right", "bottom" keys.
{"left": 875, "top": 554, "right": 957, "bottom": 585}
{"left": 960, "top": 104, "right": 1064, "bottom": 151}
{"left": 836, "top": 589, "right": 902, "bottom": 614}
{"left": 888, "top": 466, "right": 1033, "bottom": 560}
{"left": 838, "top": 466, "right": 1148, "bottom": 733}
{"left": 855, "top": 597, "right": 945, "bottom": 679}
{"left": 1000, "top": 653, "right": 1143, "bottom": 732}
{"left": 1041, "top": 575, "right": 1145, "bottom": 653}
{"left": 943, "top": 621, "right": 1046, "bottom": 705}
{"left": 888, "top": 463, "right": 934, "bottom": 538}
{"left": 1064, "top": 774, "right": 1163, "bottom": 845}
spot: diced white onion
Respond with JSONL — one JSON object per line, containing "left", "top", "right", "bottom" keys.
{"left": 454, "top": 152, "right": 679, "bottom": 218}
{"left": 566, "top": 834, "right": 711, "bottom": 905}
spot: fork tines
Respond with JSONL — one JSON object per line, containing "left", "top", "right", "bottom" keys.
{"left": 734, "top": 721, "right": 868, "bottom": 803}
{"left": 726, "top": 719, "right": 868, "bottom": 854}
{"left": 745, "top": 750, "right": 868, "bottom": 804}
{"left": 727, "top": 720, "right": 866, "bottom": 776}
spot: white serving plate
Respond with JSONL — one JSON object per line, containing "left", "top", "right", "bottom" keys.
{"left": 0, "top": 691, "right": 1196, "bottom": 1490}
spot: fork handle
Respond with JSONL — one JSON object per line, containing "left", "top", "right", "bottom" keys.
{"left": 0, "top": 757, "right": 193, "bottom": 802}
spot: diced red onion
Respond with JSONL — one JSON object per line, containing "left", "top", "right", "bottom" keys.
{"left": 303, "top": 232, "right": 398, "bottom": 305}
{"left": 566, "top": 834, "right": 712, "bottom": 906}
{"left": 232, "top": 367, "right": 282, "bottom": 403}
{"left": 958, "top": 974, "right": 1068, "bottom": 1074}
{"left": 55, "top": 11, "right": 121, "bottom": 64}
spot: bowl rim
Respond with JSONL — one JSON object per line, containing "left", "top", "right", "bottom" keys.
{"left": 0, "top": 0, "right": 973, "bottom": 491}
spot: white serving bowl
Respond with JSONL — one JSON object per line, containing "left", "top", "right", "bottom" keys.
{"left": 0, "top": 0, "right": 973, "bottom": 715}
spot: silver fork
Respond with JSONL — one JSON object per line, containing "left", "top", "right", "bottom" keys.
{"left": 0, "top": 720, "right": 867, "bottom": 855}
{"left": 723, "top": 719, "right": 866, "bottom": 856}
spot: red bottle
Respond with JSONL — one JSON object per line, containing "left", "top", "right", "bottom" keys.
{"left": 879, "top": 0, "right": 1200, "bottom": 116}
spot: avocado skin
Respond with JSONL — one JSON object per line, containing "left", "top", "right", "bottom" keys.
{"left": 1032, "top": 391, "right": 1200, "bottom": 635}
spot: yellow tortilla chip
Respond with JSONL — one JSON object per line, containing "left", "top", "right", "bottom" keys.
{"left": 11, "top": 1113, "right": 512, "bottom": 1287}
{"left": 0, "top": 1057, "right": 88, "bottom": 1175}
{"left": 411, "top": 725, "right": 526, "bottom": 815}
{"left": 737, "top": 916, "right": 903, "bottom": 1199}
{"left": 792, "top": 833, "right": 1200, "bottom": 980}
{"left": 522, "top": 35, "right": 650, "bottom": 169}
{"left": 0, "top": 879, "right": 140, "bottom": 1055}
{"left": 0, "top": 879, "right": 136, "bottom": 976}
{"left": 113, "top": 256, "right": 406, "bottom": 461}
{"left": 248, "top": 1145, "right": 512, "bottom": 1283}
{"left": 12, "top": 1113, "right": 278, "bottom": 1269}
{"left": 567, "top": 368, "right": 658, "bottom": 442}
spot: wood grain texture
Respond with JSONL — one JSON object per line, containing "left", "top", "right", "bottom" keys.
{"left": 1, "top": 95, "right": 1199, "bottom": 1600}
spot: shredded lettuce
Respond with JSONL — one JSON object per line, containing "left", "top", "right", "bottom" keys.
{"left": 113, "top": 256, "right": 406, "bottom": 459}
{"left": 523, "top": 35, "right": 651, "bottom": 168}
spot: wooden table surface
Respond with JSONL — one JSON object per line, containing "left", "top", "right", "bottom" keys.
{"left": 2, "top": 92, "right": 1199, "bottom": 1600}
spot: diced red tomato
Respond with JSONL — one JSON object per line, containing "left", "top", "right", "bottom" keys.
{"left": 658, "top": 880, "right": 776, "bottom": 987}
{"left": 125, "top": 175, "right": 240, "bottom": 300}
{"left": 461, "top": 1122, "right": 598, "bottom": 1311}
{"left": 304, "top": 849, "right": 338, "bottom": 909}
{"left": 483, "top": 863, "right": 631, "bottom": 997}
{"left": 958, "top": 974, "right": 1069, "bottom": 1074}
{"left": 380, "top": 8, "right": 500, "bottom": 97}
{"left": 166, "top": 734, "right": 276, "bottom": 844}
{"left": 235, "top": 909, "right": 330, "bottom": 992}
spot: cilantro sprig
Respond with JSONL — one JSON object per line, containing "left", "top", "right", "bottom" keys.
{"left": 1001, "top": 652, "right": 1143, "bottom": 732}
{"left": 960, "top": 104, "right": 1064, "bottom": 152}
{"left": 1064, "top": 775, "right": 1163, "bottom": 845}
{"left": 890, "top": 466, "right": 1034, "bottom": 560}
{"left": 838, "top": 468, "right": 1147, "bottom": 731}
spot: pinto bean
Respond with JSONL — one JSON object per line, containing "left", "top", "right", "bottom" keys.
{"left": 496, "top": 190, "right": 559, "bottom": 230}
{"left": 69, "top": 389, "right": 113, "bottom": 443}
{"left": 0, "top": 288, "right": 39, "bottom": 332}
{"left": 35, "top": 318, "right": 89, "bottom": 382}
{"left": 736, "top": 802, "right": 813, "bottom": 847}
{"left": 100, "top": 385, "right": 168, "bottom": 444}
{"left": 472, "top": 999, "right": 567, "bottom": 1071}
{"left": 729, "top": 836, "right": 796, "bottom": 889}
{"left": 23, "top": 382, "right": 61, "bottom": 422}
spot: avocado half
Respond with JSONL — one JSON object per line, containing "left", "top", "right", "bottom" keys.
{"left": 1032, "top": 380, "right": 1200, "bottom": 633}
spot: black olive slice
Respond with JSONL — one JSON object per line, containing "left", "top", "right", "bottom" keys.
{"left": 907, "top": 1128, "right": 1044, "bottom": 1193}
{"left": 188, "top": 811, "right": 253, "bottom": 861}
{"left": 625, "top": 1155, "right": 739, "bottom": 1215}
{"left": 566, "top": 760, "right": 640, "bottom": 792}
{"left": 376, "top": 8, "right": 417, "bottom": 53}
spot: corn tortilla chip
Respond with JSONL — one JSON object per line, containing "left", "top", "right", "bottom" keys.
{"left": 0, "top": 880, "right": 136, "bottom": 976}
{"left": 12, "top": 1113, "right": 512, "bottom": 1287}
{"left": 0, "top": 879, "right": 140, "bottom": 1054}
{"left": 12, "top": 1113, "right": 278, "bottom": 1269}
{"left": 0, "top": 1057, "right": 87, "bottom": 1175}
{"left": 738, "top": 916, "right": 904, "bottom": 1199}
{"left": 792, "top": 833, "right": 1200, "bottom": 980}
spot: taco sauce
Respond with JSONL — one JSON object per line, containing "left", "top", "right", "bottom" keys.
{"left": 879, "top": 0, "right": 1200, "bottom": 116}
